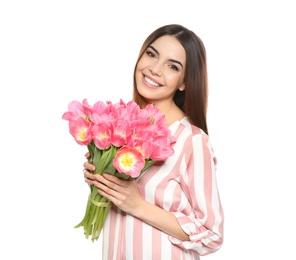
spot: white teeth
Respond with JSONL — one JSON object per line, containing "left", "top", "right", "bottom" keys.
{"left": 145, "top": 76, "right": 160, "bottom": 87}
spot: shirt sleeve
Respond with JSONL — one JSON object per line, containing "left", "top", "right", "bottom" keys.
{"left": 168, "top": 133, "right": 224, "bottom": 256}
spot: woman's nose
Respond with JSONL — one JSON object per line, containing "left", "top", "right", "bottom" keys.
{"left": 149, "top": 62, "right": 162, "bottom": 76}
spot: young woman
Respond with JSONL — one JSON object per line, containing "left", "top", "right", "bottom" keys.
{"left": 83, "top": 24, "right": 224, "bottom": 259}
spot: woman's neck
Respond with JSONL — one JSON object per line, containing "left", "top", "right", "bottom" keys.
{"left": 155, "top": 101, "right": 186, "bottom": 126}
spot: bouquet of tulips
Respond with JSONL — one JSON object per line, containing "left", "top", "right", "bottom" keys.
{"left": 62, "top": 98, "right": 176, "bottom": 242}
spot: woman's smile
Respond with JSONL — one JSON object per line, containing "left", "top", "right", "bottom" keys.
{"left": 143, "top": 75, "right": 162, "bottom": 88}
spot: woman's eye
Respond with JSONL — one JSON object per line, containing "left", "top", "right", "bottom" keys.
{"left": 169, "top": 64, "right": 179, "bottom": 71}
{"left": 146, "top": 51, "right": 155, "bottom": 58}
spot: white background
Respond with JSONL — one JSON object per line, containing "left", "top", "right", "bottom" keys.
{"left": 1, "top": 0, "right": 295, "bottom": 259}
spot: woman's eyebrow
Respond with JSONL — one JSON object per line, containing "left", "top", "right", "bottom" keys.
{"left": 148, "top": 45, "right": 184, "bottom": 68}
{"left": 148, "top": 45, "right": 159, "bottom": 55}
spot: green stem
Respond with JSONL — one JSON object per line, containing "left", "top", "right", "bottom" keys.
{"left": 74, "top": 183, "right": 111, "bottom": 241}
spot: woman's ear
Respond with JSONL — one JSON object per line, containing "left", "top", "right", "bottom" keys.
{"left": 178, "top": 83, "right": 185, "bottom": 91}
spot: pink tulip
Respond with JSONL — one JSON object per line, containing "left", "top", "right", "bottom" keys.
{"left": 69, "top": 117, "right": 93, "bottom": 145}
{"left": 92, "top": 123, "right": 112, "bottom": 150}
{"left": 62, "top": 100, "right": 86, "bottom": 121}
{"left": 150, "top": 136, "right": 175, "bottom": 161}
{"left": 92, "top": 100, "right": 111, "bottom": 119}
{"left": 133, "top": 140, "right": 153, "bottom": 159}
{"left": 113, "top": 146, "right": 145, "bottom": 178}
{"left": 111, "top": 118, "right": 132, "bottom": 147}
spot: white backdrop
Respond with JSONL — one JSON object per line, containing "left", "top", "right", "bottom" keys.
{"left": 1, "top": 1, "right": 295, "bottom": 259}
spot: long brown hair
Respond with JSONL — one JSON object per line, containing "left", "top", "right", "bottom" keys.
{"left": 132, "top": 24, "right": 209, "bottom": 135}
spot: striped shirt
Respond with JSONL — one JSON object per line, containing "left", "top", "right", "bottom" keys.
{"left": 102, "top": 117, "right": 224, "bottom": 260}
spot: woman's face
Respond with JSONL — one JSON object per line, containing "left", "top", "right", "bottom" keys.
{"left": 135, "top": 35, "right": 186, "bottom": 105}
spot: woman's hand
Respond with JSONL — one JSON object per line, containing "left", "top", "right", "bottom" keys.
{"left": 83, "top": 152, "right": 96, "bottom": 184}
{"left": 95, "top": 174, "right": 143, "bottom": 216}
{"left": 82, "top": 152, "right": 144, "bottom": 216}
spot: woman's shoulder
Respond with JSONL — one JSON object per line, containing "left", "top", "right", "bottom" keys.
{"left": 177, "top": 117, "right": 216, "bottom": 161}
{"left": 178, "top": 117, "right": 208, "bottom": 137}
{"left": 170, "top": 117, "right": 210, "bottom": 148}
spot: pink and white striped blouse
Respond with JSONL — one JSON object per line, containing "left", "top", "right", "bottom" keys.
{"left": 102, "top": 117, "right": 224, "bottom": 260}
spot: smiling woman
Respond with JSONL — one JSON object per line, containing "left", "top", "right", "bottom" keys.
{"left": 135, "top": 35, "right": 187, "bottom": 127}
{"left": 82, "top": 24, "right": 224, "bottom": 260}
{"left": 135, "top": 35, "right": 186, "bottom": 125}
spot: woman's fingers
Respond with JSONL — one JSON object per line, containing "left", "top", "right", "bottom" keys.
{"left": 83, "top": 161, "right": 95, "bottom": 172}
{"left": 84, "top": 170, "right": 93, "bottom": 179}
{"left": 93, "top": 174, "right": 123, "bottom": 194}
{"left": 101, "top": 174, "right": 127, "bottom": 186}
{"left": 84, "top": 176, "right": 93, "bottom": 185}
{"left": 84, "top": 152, "right": 90, "bottom": 160}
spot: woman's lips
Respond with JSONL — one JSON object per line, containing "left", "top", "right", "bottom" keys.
{"left": 143, "top": 75, "right": 162, "bottom": 87}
